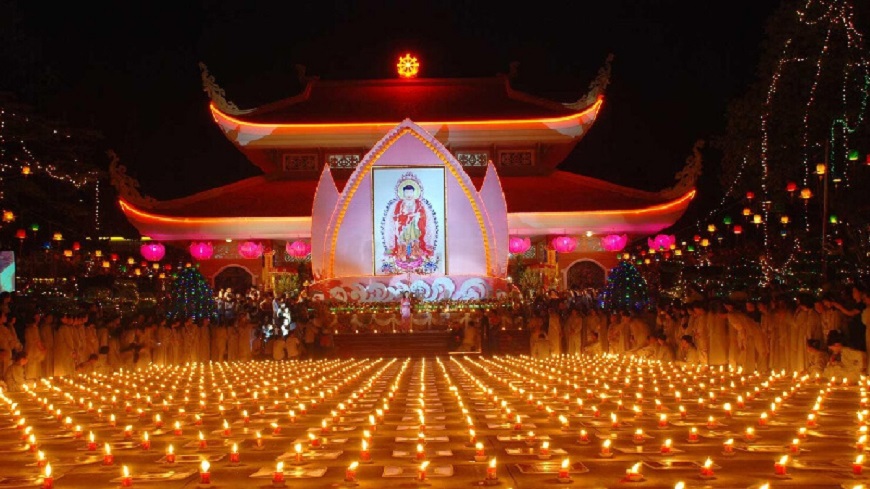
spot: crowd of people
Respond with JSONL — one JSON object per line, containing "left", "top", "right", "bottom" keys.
{"left": 0, "top": 281, "right": 868, "bottom": 390}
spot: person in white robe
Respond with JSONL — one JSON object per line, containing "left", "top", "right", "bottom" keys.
{"left": 824, "top": 332, "right": 865, "bottom": 383}
{"left": 566, "top": 308, "right": 583, "bottom": 355}
{"left": 628, "top": 312, "right": 651, "bottom": 353}
{"left": 532, "top": 332, "right": 552, "bottom": 358}
{"left": 272, "top": 335, "right": 286, "bottom": 360}
{"left": 548, "top": 309, "right": 562, "bottom": 356}
{"left": 688, "top": 303, "right": 709, "bottom": 365}
{"left": 54, "top": 317, "right": 77, "bottom": 377}
{"left": 23, "top": 314, "right": 45, "bottom": 380}
{"left": 38, "top": 315, "right": 55, "bottom": 378}
{"left": 226, "top": 324, "right": 240, "bottom": 362}
{"left": 706, "top": 301, "right": 729, "bottom": 366}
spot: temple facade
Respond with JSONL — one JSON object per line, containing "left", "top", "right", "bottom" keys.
{"left": 117, "top": 55, "right": 696, "bottom": 297}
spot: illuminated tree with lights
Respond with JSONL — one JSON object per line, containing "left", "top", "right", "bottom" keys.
{"left": 0, "top": 96, "right": 104, "bottom": 250}
{"left": 598, "top": 262, "right": 651, "bottom": 312}
{"left": 716, "top": 0, "right": 870, "bottom": 286}
{"left": 167, "top": 267, "right": 217, "bottom": 321}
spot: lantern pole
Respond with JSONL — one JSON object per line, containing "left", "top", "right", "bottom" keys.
{"left": 821, "top": 139, "right": 829, "bottom": 283}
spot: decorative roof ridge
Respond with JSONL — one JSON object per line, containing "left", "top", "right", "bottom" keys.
{"left": 198, "top": 62, "right": 253, "bottom": 116}
{"left": 658, "top": 140, "right": 704, "bottom": 200}
{"left": 246, "top": 78, "right": 317, "bottom": 117}
{"left": 564, "top": 53, "right": 614, "bottom": 111}
{"left": 107, "top": 150, "right": 157, "bottom": 209}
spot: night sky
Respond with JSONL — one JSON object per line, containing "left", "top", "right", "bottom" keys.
{"left": 3, "top": 0, "right": 783, "bottom": 232}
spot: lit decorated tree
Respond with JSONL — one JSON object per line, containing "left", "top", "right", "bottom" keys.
{"left": 598, "top": 262, "right": 651, "bottom": 311}
{"left": 713, "top": 0, "right": 870, "bottom": 287}
{"left": 167, "top": 267, "right": 217, "bottom": 321}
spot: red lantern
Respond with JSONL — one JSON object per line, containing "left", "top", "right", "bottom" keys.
{"left": 786, "top": 182, "right": 797, "bottom": 193}
{"left": 238, "top": 241, "right": 264, "bottom": 260}
{"left": 693, "top": 235, "right": 701, "bottom": 243}
{"left": 285, "top": 240, "right": 312, "bottom": 258}
{"left": 189, "top": 242, "right": 214, "bottom": 260}
{"left": 164, "top": 264, "right": 172, "bottom": 271}
{"left": 110, "top": 253, "right": 119, "bottom": 262}
{"left": 733, "top": 225, "right": 743, "bottom": 235}
{"left": 746, "top": 191, "right": 755, "bottom": 200}
{"left": 15, "top": 229, "right": 26, "bottom": 240}
{"left": 508, "top": 237, "right": 531, "bottom": 254}
{"left": 551, "top": 236, "right": 577, "bottom": 253}
{"left": 140, "top": 243, "right": 166, "bottom": 262}
{"left": 600, "top": 234, "right": 628, "bottom": 252}
{"left": 72, "top": 242, "right": 81, "bottom": 251}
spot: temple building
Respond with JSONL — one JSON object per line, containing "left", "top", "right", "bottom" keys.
{"left": 116, "top": 55, "right": 697, "bottom": 298}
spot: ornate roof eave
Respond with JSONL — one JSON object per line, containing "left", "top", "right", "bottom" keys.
{"left": 118, "top": 189, "right": 693, "bottom": 242}
{"left": 564, "top": 53, "right": 614, "bottom": 111}
{"left": 209, "top": 97, "right": 603, "bottom": 148}
{"left": 199, "top": 62, "right": 253, "bottom": 116}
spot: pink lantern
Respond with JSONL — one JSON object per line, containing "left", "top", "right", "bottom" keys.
{"left": 286, "top": 240, "right": 311, "bottom": 258}
{"left": 140, "top": 242, "right": 166, "bottom": 262}
{"left": 189, "top": 242, "right": 214, "bottom": 260}
{"left": 600, "top": 234, "right": 628, "bottom": 252}
{"left": 551, "top": 236, "right": 577, "bottom": 253}
{"left": 647, "top": 234, "right": 676, "bottom": 250}
{"left": 237, "top": 241, "right": 264, "bottom": 260}
{"left": 508, "top": 236, "right": 531, "bottom": 254}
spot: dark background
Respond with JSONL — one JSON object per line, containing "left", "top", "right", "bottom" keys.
{"left": 1, "top": 0, "right": 783, "bottom": 232}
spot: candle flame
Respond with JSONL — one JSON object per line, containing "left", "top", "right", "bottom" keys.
{"left": 489, "top": 458, "right": 497, "bottom": 468}
{"left": 276, "top": 461, "right": 284, "bottom": 472}
{"left": 665, "top": 439, "right": 672, "bottom": 447}
{"left": 703, "top": 458, "right": 712, "bottom": 468}
{"left": 420, "top": 461, "right": 430, "bottom": 470}
{"left": 168, "top": 444, "right": 174, "bottom": 454}
{"left": 779, "top": 455, "right": 789, "bottom": 464}
{"left": 105, "top": 443, "right": 112, "bottom": 455}
{"left": 198, "top": 431, "right": 204, "bottom": 440}
{"left": 603, "top": 439, "right": 612, "bottom": 448}
{"left": 200, "top": 460, "right": 210, "bottom": 473}
{"left": 294, "top": 443, "right": 303, "bottom": 453}
{"left": 561, "top": 458, "right": 569, "bottom": 469}
{"left": 858, "top": 454, "right": 865, "bottom": 464}
{"left": 675, "top": 482, "right": 685, "bottom": 489}
{"left": 348, "top": 461, "right": 359, "bottom": 470}
{"left": 417, "top": 443, "right": 424, "bottom": 452}
{"left": 231, "top": 443, "right": 238, "bottom": 454}
{"left": 45, "top": 463, "right": 52, "bottom": 477}
{"left": 89, "top": 432, "right": 95, "bottom": 442}
{"left": 122, "top": 465, "right": 130, "bottom": 477}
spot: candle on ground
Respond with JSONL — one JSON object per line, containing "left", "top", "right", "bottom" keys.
{"left": 539, "top": 441, "right": 550, "bottom": 459}
{"left": 600, "top": 439, "right": 612, "bottom": 457}
{"left": 700, "top": 458, "right": 714, "bottom": 478}
{"left": 661, "top": 438, "right": 672, "bottom": 454}
{"left": 230, "top": 443, "right": 240, "bottom": 464}
{"left": 294, "top": 443, "right": 304, "bottom": 463}
{"left": 120, "top": 466, "right": 132, "bottom": 487}
{"left": 42, "top": 463, "right": 53, "bottom": 489}
{"left": 486, "top": 458, "right": 497, "bottom": 480}
{"left": 557, "top": 458, "right": 570, "bottom": 481}
{"left": 199, "top": 460, "right": 211, "bottom": 485}
{"left": 273, "top": 461, "right": 285, "bottom": 485}
{"left": 103, "top": 443, "right": 114, "bottom": 465}
{"left": 87, "top": 432, "right": 97, "bottom": 451}
{"left": 625, "top": 462, "right": 643, "bottom": 481}
{"left": 418, "top": 461, "right": 430, "bottom": 481}
{"left": 361, "top": 439, "right": 371, "bottom": 462}
{"left": 345, "top": 462, "right": 359, "bottom": 482}
{"left": 166, "top": 444, "right": 176, "bottom": 463}
{"left": 774, "top": 455, "right": 788, "bottom": 476}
